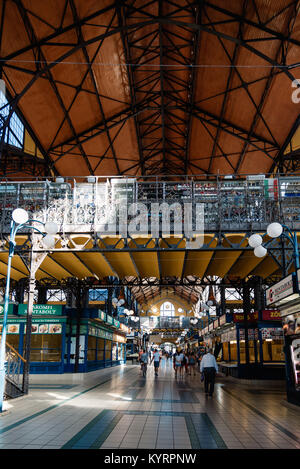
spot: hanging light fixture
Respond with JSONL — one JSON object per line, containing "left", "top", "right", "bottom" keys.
{"left": 254, "top": 245, "right": 267, "bottom": 258}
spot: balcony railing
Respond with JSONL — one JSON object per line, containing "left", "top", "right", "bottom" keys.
{"left": 0, "top": 174, "right": 300, "bottom": 234}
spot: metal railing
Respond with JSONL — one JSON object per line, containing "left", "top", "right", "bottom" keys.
{"left": 141, "top": 316, "right": 209, "bottom": 330}
{"left": 0, "top": 174, "right": 300, "bottom": 233}
{"left": 4, "top": 342, "right": 25, "bottom": 398}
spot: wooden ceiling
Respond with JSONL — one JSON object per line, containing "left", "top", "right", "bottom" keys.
{"left": 0, "top": 0, "right": 300, "bottom": 177}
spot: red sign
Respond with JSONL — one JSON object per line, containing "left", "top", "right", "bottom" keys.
{"left": 261, "top": 310, "right": 281, "bottom": 321}
{"left": 233, "top": 310, "right": 281, "bottom": 323}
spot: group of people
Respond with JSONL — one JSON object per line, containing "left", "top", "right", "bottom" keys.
{"left": 138, "top": 348, "right": 161, "bottom": 377}
{"left": 138, "top": 347, "right": 218, "bottom": 396}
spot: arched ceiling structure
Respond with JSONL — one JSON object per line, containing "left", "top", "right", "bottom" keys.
{"left": 1, "top": 0, "right": 300, "bottom": 177}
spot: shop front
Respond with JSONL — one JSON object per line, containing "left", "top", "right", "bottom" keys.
{"left": 202, "top": 310, "right": 285, "bottom": 379}
{"left": 65, "top": 310, "right": 128, "bottom": 372}
{"left": 266, "top": 271, "right": 300, "bottom": 406}
{"left": 1, "top": 304, "right": 128, "bottom": 374}
{"left": 0, "top": 304, "right": 67, "bottom": 374}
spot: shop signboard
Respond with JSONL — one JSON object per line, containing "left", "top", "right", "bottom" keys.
{"left": 120, "top": 323, "right": 128, "bottom": 333}
{"left": 25, "top": 323, "right": 63, "bottom": 334}
{"left": 113, "top": 319, "right": 120, "bottom": 328}
{"left": 0, "top": 304, "right": 15, "bottom": 315}
{"left": 233, "top": 312, "right": 258, "bottom": 323}
{"left": 98, "top": 310, "right": 106, "bottom": 322}
{"left": 18, "top": 304, "right": 63, "bottom": 316}
{"left": 261, "top": 310, "right": 281, "bottom": 321}
{"left": 203, "top": 326, "right": 209, "bottom": 334}
{"left": 219, "top": 314, "right": 226, "bottom": 326}
{"left": 0, "top": 324, "right": 20, "bottom": 334}
{"left": 279, "top": 303, "right": 300, "bottom": 318}
{"left": 213, "top": 319, "right": 219, "bottom": 329}
{"left": 265, "top": 274, "right": 295, "bottom": 306}
{"left": 1, "top": 316, "right": 66, "bottom": 334}
{"left": 88, "top": 326, "right": 113, "bottom": 341}
{"left": 113, "top": 333, "right": 126, "bottom": 343}
{"left": 106, "top": 315, "right": 113, "bottom": 325}
{"left": 208, "top": 322, "right": 214, "bottom": 331}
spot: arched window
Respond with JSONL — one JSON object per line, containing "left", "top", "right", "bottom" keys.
{"left": 160, "top": 301, "right": 175, "bottom": 317}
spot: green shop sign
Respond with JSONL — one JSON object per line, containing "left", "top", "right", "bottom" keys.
{"left": 88, "top": 326, "right": 113, "bottom": 341}
{"left": 113, "top": 319, "right": 120, "bottom": 328}
{"left": 106, "top": 314, "right": 113, "bottom": 325}
{"left": 98, "top": 310, "right": 106, "bottom": 322}
{"left": 18, "top": 304, "right": 63, "bottom": 316}
{"left": 0, "top": 304, "right": 15, "bottom": 315}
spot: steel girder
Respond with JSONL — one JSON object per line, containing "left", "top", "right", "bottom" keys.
{"left": 0, "top": 1, "right": 299, "bottom": 176}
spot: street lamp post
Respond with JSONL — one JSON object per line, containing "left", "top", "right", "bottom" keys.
{"left": 0, "top": 208, "right": 57, "bottom": 413}
{"left": 248, "top": 222, "right": 299, "bottom": 270}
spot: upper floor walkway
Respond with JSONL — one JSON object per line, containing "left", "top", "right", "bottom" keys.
{"left": 0, "top": 174, "right": 300, "bottom": 235}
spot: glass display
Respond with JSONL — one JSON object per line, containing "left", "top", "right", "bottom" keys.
{"left": 96, "top": 338, "right": 105, "bottom": 361}
{"left": 230, "top": 342, "right": 237, "bottom": 361}
{"left": 25, "top": 334, "right": 62, "bottom": 362}
{"left": 222, "top": 343, "right": 229, "bottom": 361}
{"left": 112, "top": 343, "right": 117, "bottom": 361}
{"left": 87, "top": 336, "right": 97, "bottom": 361}
{"left": 105, "top": 340, "right": 112, "bottom": 360}
{"left": 239, "top": 340, "right": 256, "bottom": 363}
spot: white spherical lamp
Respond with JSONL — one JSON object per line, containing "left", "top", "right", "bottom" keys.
{"left": 42, "top": 234, "right": 56, "bottom": 248}
{"left": 12, "top": 208, "right": 28, "bottom": 224}
{"left": 254, "top": 245, "right": 267, "bottom": 258}
{"left": 248, "top": 233, "right": 262, "bottom": 248}
{"left": 267, "top": 222, "right": 283, "bottom": 238}
{"left": 44, "top": 221, "right": 58, "bottom": 235}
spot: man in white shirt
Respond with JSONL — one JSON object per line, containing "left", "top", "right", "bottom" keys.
{"left": 200, "top": 348, "right": 218, "bottom": 396}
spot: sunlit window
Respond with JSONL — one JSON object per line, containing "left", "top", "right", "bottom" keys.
{"left": 0, "top": 89, "right": 24, "bottom": 149}
{"left": 160, "top": 301, "right": 175, "bottom": 317}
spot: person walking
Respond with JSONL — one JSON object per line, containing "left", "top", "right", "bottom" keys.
{"left": 200, "top": 348, "right": 218, "bottom": 397}
{"left": 140, "top": 349, "right": 148, "bottom": 377}
{"left": 138, "top": 348, "right": 144, "bottom": 373}
{"left": 188, "top": 351, "right": 197, "bottom": 376}
{"left": 174, "top": 349, "right": 184, "bottom": 378}
{"left": 183, "top": 352, "right": 189, "bottom": 375}
{"left": 151, "top": 349, "right": 161, "bottom": 377}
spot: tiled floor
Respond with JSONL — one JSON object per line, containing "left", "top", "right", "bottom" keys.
{"left": 0, "top": 358, "right": 300, "bottom": 449}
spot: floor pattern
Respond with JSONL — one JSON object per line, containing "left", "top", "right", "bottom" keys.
{"left": 0, "top": 360, "right": 300, "bottom": 449}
